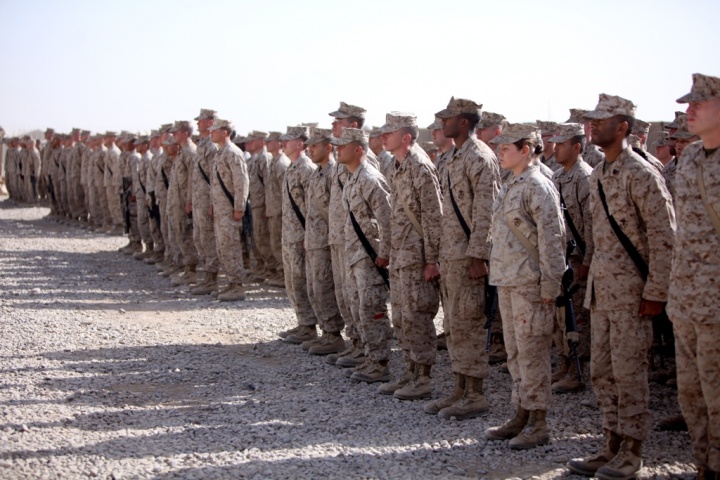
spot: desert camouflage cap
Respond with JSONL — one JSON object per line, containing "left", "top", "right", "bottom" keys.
{"left": 435, "top": 96, "right": 483, "bottom": 119}
{"left": 583, "top": 94, "right": 637, "bottom": 119}
{"left": 421, "top": 141, "right": 438, "bottom": 153}
{"left": 549, "top": 123, "right": 585, "bottom": 144}
{"left": 266, "top": 131, "right": 283, "bottom": 141}
{"left": 104, "top": 131, "right": 117, "bottom": 137}
{"left": 330, "top": 127, "right": 368, "bottom": 146}
{"left": 378, "top": 112, "right": 417, "bottom": 134}
{"left": 490, "top": 123, "right": 541, "bottom": 145}
{"left": 536, "top": 120, "right": 560, "bottom": 137}
{"left": 233, "top": 135, "right": 247, "bottom": 144}
{"left": 652, "top": 131, "right": 671, "bottom": 147}
{"left": 209, "top": 119, "right": 234, "bottom": 131}
{"left": 245, "top": 130, "right": 268, "bottom": 141}
{"left": 136, "top": 135, "right": 150, "bottom": 144}
{"left": 169, "top": 121, "right": 193, "bottom": 133}
{"left": 664, "top": 111, "right": 685, "bottom": 130}
{"left": 368, "top": 126, "right": 383, "bottom": 138}
{"left": 162, "top": 136, "right": 178, "bottom": 146}
{"left": 677, "top": 73, "right": 720, "bottom": 103}
{"left": 71, "top": 128, "right": 81, "bottom": 134}
{"left": 300, "top": 122, "right": 319, "bottom": 128}
{"left": 194, "top": 108, "right": 217, "bottom": 121}
{"left": 81, "top": 130, "right": 91, "bottom": 136}
{"left": 305, "top": 128, "right": 333, "bottom": 145}
{"left": 427, "top": 117, "right": 443, "bottom": 130}
{"left": 566, "top": 109, "right": 589, "bottom": 123}
{"left": 670, "top": 115, "right": 696, "bottom": 140}
{"left": 477, "top": 111, "right": 506, "bottom": 129}
{"left": 159, "top": 123, "right": 174, "bottom": 133}
{"left": 150, "top": 129, "right": 160, "bottom": 138}
{"left": 280, "top": 126, "right": 310, "bottom": 141}
{"left": 45, "top": 128, "right": 55, "bottom": 134}
{"left": 632, "top": 119, "right": 651, "bottom": 135}
{"left": 328, "top": 102, "right": 367, "bottom": 119}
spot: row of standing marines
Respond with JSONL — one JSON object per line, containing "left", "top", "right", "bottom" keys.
{"left": 1, "top": 72, "right": 718, "bottom": 480}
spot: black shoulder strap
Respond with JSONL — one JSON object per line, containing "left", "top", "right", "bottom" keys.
{"left": 558, "top": 184, "right": 586, "bottom": 257}
{"left": 597, "top": 180, "right": 648, "bottom": 281}
{"left": 347, "top": 206, "right": 389, "bottom": 288}
{"left": 161, "top": 167, "right": 169, "bottom": 189}
{"left": 216, "top": 171, "right": 235, "bottom": 206}
{"left": 198, "top": 162, "right": 210, "bottom": 185}
{"left": 286, "top": 180, "right": 305, "bottom": 229}
{"left": 447, "top": 171, "right": 471, "bottom": 240}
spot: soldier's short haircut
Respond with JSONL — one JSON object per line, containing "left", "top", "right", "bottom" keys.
{"left": 615, "top": 115, "right": 635, "bottom": 138}
{"left": 570, "top": 135, "right": 586, "bottom": 150}
{"left": 230, "top": 130, "right": 237, "bottom": 141}
{"left": 179, "top": 124, "right": 195, "bottom": 135}
{"left": 400, "top": 126, "right": 419, "bottom": 143}
{"left": 459, "top": 112, "right": 481, "bottom": 131}
{"left": 349, "top": 140, "right": 368, "bottom": 153}
{"left": 297, "top": 134, "right": 309, "bottom": 143}
{"left": 347, "top": 115, "right": 365, "bottom": 129}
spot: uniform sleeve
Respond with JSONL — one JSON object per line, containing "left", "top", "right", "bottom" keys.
{"left": 578, "top": 175, "right": 594, "bottom": 266}
{"left": 185, "top": 151, "right": 195, "bottom": 206}
{"left": 632, "top": 168, "right": 676, "bottom": 302}
{"left": 416, "top": 164, "right": 443, "bottom": 264}
{"left": 466, "top": 154, "right": 499, "bottom": 260}
{"left": 232, "top": 154, "right": 249, "bottom": 212}
{"left": 366, "top": 175, "right": 393, "bottom": 260}
{"left": 530, "top": 181, "right": 566, "bottom": 299}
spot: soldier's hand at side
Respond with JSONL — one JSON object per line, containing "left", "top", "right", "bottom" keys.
{"left": 469, "top": 258, "right": 488, "bottom": 279}
{"left": 375, "top": 257, "right": 389, "bottom": 268}
{"left": 233, "top": 210, "right": 244, "bottom": 222}
{"left": 424, "top": 263, "right": 440, "bottom": 282}
{"left": 639, "top": 299, "right": 664, "bottom": 317}
{"left": 207, "top": 205, "right": 213, "bottom": 218}
{"left": 575, "top": 264, "right": 590, "bottom": 282}
{"left": 185, "top": 203, "right": 192, "bottom": 215}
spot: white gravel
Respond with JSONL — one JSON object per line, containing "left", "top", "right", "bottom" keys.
{"left": 0, "top": 196, "right": 696, "bottom": 479}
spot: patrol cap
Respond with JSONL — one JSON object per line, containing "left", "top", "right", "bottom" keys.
{"left": 245, "top": 130, "right": 268, "bottom": 141}
{"left": 169, "top": 120, "right": 193, "bottom": 133}
{"left": 104, "top": 131, "right": 117, "bottom": 137}
{"left": 670, "top": 115, "right": 696, "bottom": 140}
{"left": 194, "top": 108, "right": 217, "bottom": 121}
{"left": 566, "top": 109, "right": 589, "bottom": 123}
{"left": 71, "top": 128, "right": 81, "bottom": 134}
{"left": 209, "top": 119, "right": 234, "bottom": 131}
{"left": 150, "top": 129, "right": 160, "bottom": 138}
{"left": 421, "top": 141, "right": 438, "bottom": 154}
{"left": 305, "top": 128, "right": 333, "bottom": 145}
{"left": 652, "top": 131, "right": 671, "bottom": 147}
{"left": 328, "top": 102, "right": 367, "bottom": 119}
{"left": 330, "top": 127, "right": 368, "bottom": 146}
{"left": 368, "top": 126, "right": 383, "bottom": 138}
{"left": 632, "top": 119, "right": 651, "bottom": 135}
{"left": 377, "top": 112, "right": 417, "bottom": 134}
{"left": 677, "top": 73, "right": 720, "bottom": 103}
{"left": 664, "top": 112, "right": 685, "bottom": 130}
{"left": 435, "top": 97, "right": 483, "bottom": 119}
{"left": 280, "top": 126, "right": 310, "bottom": 141}
{"left": 159, "top": 123, "right": 174, "bottom": 133}
{"left": 549, "top": 123, "right": 585, "bottom": 143}
{"left": 426, "top": 118, "right": 443, "bottom": 130}
{"left": 136, "top": 135, "right": 150, "bottom": 144}
{"left": 583, "top": 94, "right": 637, "bottom": 119}
{"left": 477, "top": 111, "right": 506, "bottom": 129}
{"left": 45, "top": 128, "right": 55, "bottom": 135}
{"left": 490, "top": 123, "right": 541, "bottom": 145}
{"left": 162, "top": 136, "right": 178, "bottom": 146}
{"left": 536, "top": 120, "right": 560, "bottom": 137}
{"left": 266, "top": 131, "right": 283, "bottom": 141}
{"left": 233, "top": 135, "right": 247, "bottom": 144}
{"left": 300, "top": 122, "right": 319, "bottom": 128}
{"left": 81, "top": 130, "right": 91, "bottom": 136}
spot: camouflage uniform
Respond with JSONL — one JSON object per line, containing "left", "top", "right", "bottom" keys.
{"left": 305, "top": 147, "right": 344, "bottom": 334}
{"left": 667, "top": 73, "right": 720, "bottom": 473}
{"left": 247, "top": 138, "right": 276, "bottom": 275}
{"left": 388, "top": 143, "right": 442, "bottom": 366}
{"left": 583, "top": 143, "right": 604, "bottom": 169}
{"left": 585, "top": 145, "right": 675, "bottom": 441}
{"left": 211, "top": 137, "right": 249, "bottom": 284}
{"left": 134, "top": 146, "right": 154, "bottom": 246}
{"left": 190, "top": 134, "right": 219, "bottom": 276}
{"left": 125, "top": 149, "right": 142, "bottom": 243}
{"left": 329, "top": 161, "right": 354, "bottom": 335}
{"left": 439, "top": 131, "right": 499, "bottom": 379}
{"left": 265, "top": 142, "right": 290, "bottom": 279}
{"left": 104, "top": 140, "right": 123, "bottom": 228}
{"left": 377, "top": 149, "right": 395, "bottom": 189}
{"left": 155, "top": 147, "right": 175, "bottom": 263}
{"left": 281, "top": 132, "right": 317, "bottom": 327}
{"left": 147, "top": 144, "right": 165, "bottom": 253}
{"left": 167, "top": 134, "right": 198, "bottom": 268}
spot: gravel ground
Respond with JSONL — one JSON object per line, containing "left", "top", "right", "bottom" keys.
{"left": 0, "top": 196, "right": 696, "bottom": 480}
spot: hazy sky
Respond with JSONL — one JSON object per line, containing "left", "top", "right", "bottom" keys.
{"left": 1, "top": 0, "right": 718, "bottom": 136}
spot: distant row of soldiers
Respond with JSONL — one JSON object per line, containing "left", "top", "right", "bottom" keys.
{"left": 3, "top": 72, "right": 718, "bottom": 480}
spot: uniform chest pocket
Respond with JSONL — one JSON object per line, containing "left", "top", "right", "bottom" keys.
{"left": 504, "top": 207, "right": 537, "bottom": 248}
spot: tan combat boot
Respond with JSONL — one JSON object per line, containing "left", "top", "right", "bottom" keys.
{"left": 125, "top": 240, "right": 143, "bottom": 255}
{"left": 218, "top": 283, "right": 246, "bottom": 302}
{"left": 552, "top": 356, "right": 570, "bottom": 384}
{"left": 378, "top": 361, "right": 415, "bottom": 395}
{"left": 301, "top": 335, "right": 323, "bottom": 351}
{"left": 134, "top": 242, "right": 154, "bottom": 260}
{"left": 438, "top": 376, "right": 488, "bottom": 420}
{"left": 394, "top": 364, "right": 432, "bottom": 400}
{"left": 595, "top": 436, "right": 643, "bottom": 480}
{"left": 335, "top": 341, "right": 366, "bottom": 368}
{"left": 278, "top": 325, "right": 301, "bottom": 339}
{"left": 485, "top": 406, "right": 530, "bottom": 440}
{"left": 567, "top": 429, "right": 622, "bottom": 476}
{"left": 266, "top": 274, "right": 286, "bottom": 288}
{"left": 283, "top": 325, "right": 317, "bottom": 344}
{"left": 309, "top": 331, "right": 345, "bottom": 355}
{"left": 351, "top": 359, "right": 390, "bottom": 383}
{"left": 552, "top": 359, "right": 586, "bottom": 393}
{"left": 171, "top": 265, "right": 195, "bottom": 286}
{"left": 144, "top": 250, "right": 163, "bottom": 264}
{"left": 191, "top": 272, "right": 218, "bottom": 295}
{"left": 508, "top": 410, "right": 550, "bottom": 449}
{"left": 488, "top": 337, "right": 508, "bottom": 364}
{"left": 327, "top": 338, "right": 360, "bottom": 365}
{"left": 423, "top": 373, "right": 465, "bottom": 414}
